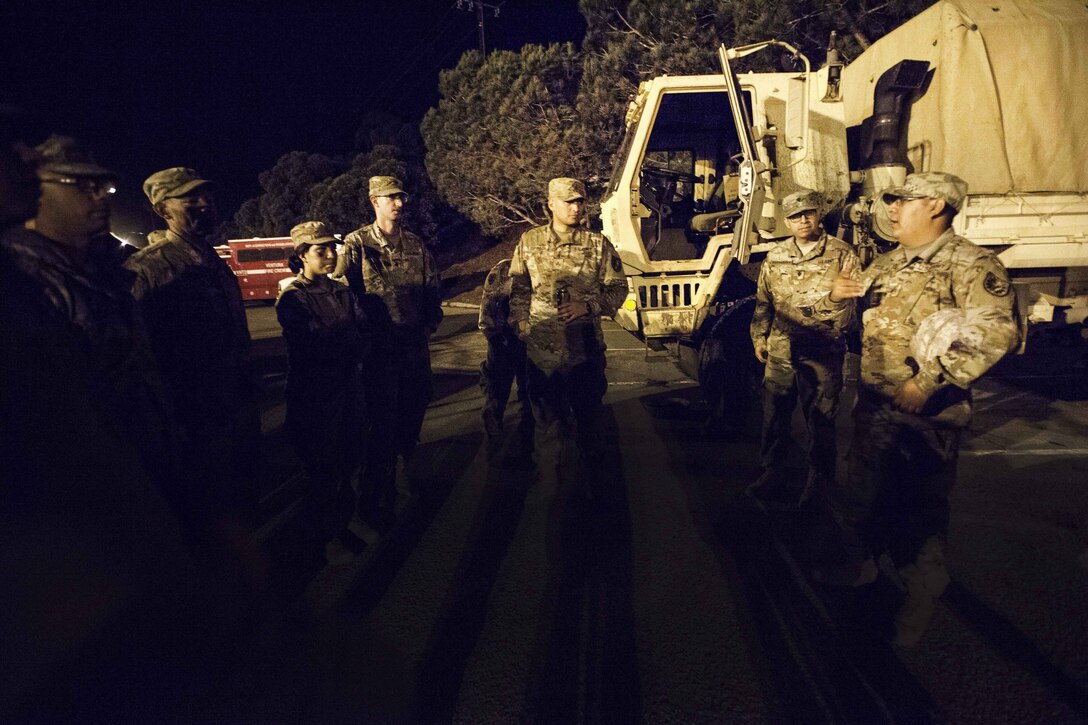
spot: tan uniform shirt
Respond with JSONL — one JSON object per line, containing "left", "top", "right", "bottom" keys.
{"left": 339, "top": 223, "right": 442, "bottom": 337}
{"left": 818, "top": 228, "right": 1019, "bottom": 425}
{"left": 508, "top": 224, "right": 627, "bottom": 373}
{"left": 751, "top": 232, "right": 858, "bottom": 358}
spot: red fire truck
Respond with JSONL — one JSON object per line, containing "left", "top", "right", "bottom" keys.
{"left": 215, "top": 237, "right": 297, "bottom": 301}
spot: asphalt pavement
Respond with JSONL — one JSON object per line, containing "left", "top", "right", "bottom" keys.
{"left": 231, "top": 303, "right": 1088, "bottom": 723}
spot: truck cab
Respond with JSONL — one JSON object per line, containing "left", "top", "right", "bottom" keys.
{"left": 601, "top": 0, "right": 1088, "bottom": 394}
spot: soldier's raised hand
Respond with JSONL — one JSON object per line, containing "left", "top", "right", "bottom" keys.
{"left": 829, "top": 258, "right": 864, "bottom": 302}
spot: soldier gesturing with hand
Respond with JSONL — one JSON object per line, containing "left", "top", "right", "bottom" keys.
{"left": 828, "top": 257, "right": 864, "bottom": 302}
{"left": 814, "top": 172, "right": 1019, "bottom": 647}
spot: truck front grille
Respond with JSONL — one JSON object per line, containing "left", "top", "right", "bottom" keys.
{"left": 638, "top": 281, "right": 699, "bottom": 308}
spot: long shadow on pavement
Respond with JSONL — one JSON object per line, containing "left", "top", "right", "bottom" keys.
{"left": 339, "top": 429, "right": 484, "bottom": 616}
{"left": 638, "top": 387, "right": 939, "bottom": 723}
{"left": 411, "top": 439, "right": 537, "bottom": 722}
{"left": 942, "top": 581, "right": 1088, "bottom": 717}
{"left": 524, "top": 408, "right": 643, "bottom": 723}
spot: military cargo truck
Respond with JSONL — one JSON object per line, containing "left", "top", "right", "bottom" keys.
{"left": 599, "top": 0, "right": 1088, "bottom": 420}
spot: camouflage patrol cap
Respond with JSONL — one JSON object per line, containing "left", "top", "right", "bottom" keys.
{"left": 782, "top": 189, "right": 821, "bottom": 217}
{"left": 548, "top": 177, "right": 586, "bottom": 202}
{"left": 369, "top": 175, "right": 407, "bottom": 198}
{"left": 883, "top": 172, "right": 968, "bottom": 212}
{"left": 36, "top": 134, "right": 116, "bottom": 178}
{"left": 290, "top": 220, "right": 338, "bottom": 253}
{"left": 143, "top": 167, "right": 214, "bottom": 206}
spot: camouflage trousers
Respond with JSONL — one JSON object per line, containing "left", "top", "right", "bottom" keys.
{"left": 526, "top": 351, "right": 608, "bottom": 487}
{"left": 362, "top": 336, "right": 433, "bottom": 520}
{"left": 286, "top": 373, "right": 366, "bottom": 543}
{"left": 479, "top": 332, "right": 534, "bottom": 444}
{"left": 759, "top": 349, "right": 844, "bottom": 482}
{"left": 831, "top": 392, "right": 961, "bottom": 597}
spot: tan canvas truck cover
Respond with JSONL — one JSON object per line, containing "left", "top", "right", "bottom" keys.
{"left": 842, "top": 0, "right": 1088, "bottom": 194}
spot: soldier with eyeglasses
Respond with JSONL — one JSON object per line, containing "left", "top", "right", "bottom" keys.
{"left": 0, "top": 135, "right": 180, "bottom": 507}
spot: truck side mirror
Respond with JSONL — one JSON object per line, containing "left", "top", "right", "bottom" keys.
{"left": 785, "top": 77, "right": 805, "bottom": 149}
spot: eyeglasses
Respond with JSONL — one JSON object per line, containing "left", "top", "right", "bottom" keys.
{"left": 41, "top": 177, "right": 117, "bottom": 196}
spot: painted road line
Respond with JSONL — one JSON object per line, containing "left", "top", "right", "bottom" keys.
{"left": 960, "top": 448, "right": 1088, "bottom": 457}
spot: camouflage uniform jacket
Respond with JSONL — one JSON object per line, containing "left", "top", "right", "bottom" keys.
{"left": 339, "top": 223, "right": 442, "bottom": 341}
{"left": 277, "top": 274, "right": 371, "bottom": 373}
{"left": 508, "top": 224, "right": 628, "bottom": 373}
{"left": 0, "top": 227, "right": 177, "bottom": 463}
{"left": 123, "top": 230, "right": 254, "bottom": 427}
{"left": 276, "top": 274, "right": 370, "bottom": 422}
{"left": 817, "top": 228, "right": 1018, "bottom": 426}
{"left": 478, "top": 258, "right": 515, "bottom": 338}
{"left": 751, "top": 232, "right": 858, "bottom": 359}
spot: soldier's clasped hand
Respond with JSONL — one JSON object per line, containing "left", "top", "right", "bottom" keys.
{"left": 829, "top": 258, "right": 864, "bottom": 302}
{"left": 754, "top": 339, "right": 769, "bottom": 363}
{"left": 557, "top": 300, "right": 588, "bottom": 324}
{"left": 892, "top": 378, "right": 931, "bottom": 414}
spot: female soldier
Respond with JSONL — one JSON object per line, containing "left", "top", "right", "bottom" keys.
{"left": 276, "top": 221, "right": 370, "bottom": 565}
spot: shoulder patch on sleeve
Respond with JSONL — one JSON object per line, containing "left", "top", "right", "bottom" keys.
{"left": 974, "top": 255, "right": 1012, "bottom": 298}
{"left": 983, "top": 270, "right": 1010, "bottom": 297}
{"left": 610, "top": 253, "right": 622, "bottom": 272}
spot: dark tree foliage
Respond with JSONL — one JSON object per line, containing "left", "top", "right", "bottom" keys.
{"left": 234, "top": 114, "right": 468, "bottom": 254}
{"left": 421, "top": 44, "right": 592, "bottom": 236}
{"left": 423, "top": 0, "right": 926, "bottom": 235}
{"left": 233, "top": 151, "right": 343, "bottom": 238}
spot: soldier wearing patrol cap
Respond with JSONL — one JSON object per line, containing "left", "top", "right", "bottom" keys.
{"left": 277, "top": 221, "right": 372, "bottom": 563}
{"left": 339, "top": 175, "right": 442, "bottom": 530}
{"left": 748, "top": 189, "right": 859, "bottom": 507}
{"left": 125, "top": 166, "right": 261, "bottom": 525}
{"left": 0, "top": 136, "right": 180, "bottom": 499}
{"left": 0, "top": 112, "right": 240, "bottom": 720}
{"left": 818, "top": 171, "right": 1019, "bottom": 646}
{"left": 508, "top": 177, "right": 628, "bottom": 495}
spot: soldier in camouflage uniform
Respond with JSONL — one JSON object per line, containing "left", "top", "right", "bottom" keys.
{"left": 0, "top": 136, "right": 179, "bottom": 507}
{"left": 339, "top": 175, "right": 443, "bottom": 529}
{"left": 818, "top": 172, "right": 1019, "bottom": 646}
{"left": 125, "top": 167, "right": 261, "bottom": 526}
{"left": 277, "top": 221, "right": 371, "bottom": 564}
{"left": 479, "top": 258, "right": 534, "bottom": 458}
{"left": 749, "top": 189, "right": 859, "bottom": 507}
{"left": 508, "top": 178, "right": 628, "bottom": 492}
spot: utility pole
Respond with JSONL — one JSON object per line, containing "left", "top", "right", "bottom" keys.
{"left": 455, "top": 0, "right": 501, "bottom": 55}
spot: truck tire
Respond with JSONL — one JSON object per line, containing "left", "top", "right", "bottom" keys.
{"left": 697, "top": 298, "right": 759, "bottom": 436}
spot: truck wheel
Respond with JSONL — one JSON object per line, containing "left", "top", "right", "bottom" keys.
{"left": 697, "top": 312, "right": 758, "bottom": 437}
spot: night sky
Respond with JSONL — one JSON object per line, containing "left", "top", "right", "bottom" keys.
{"left": 1, "top": 0, "right": 585, "bottom": 238}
